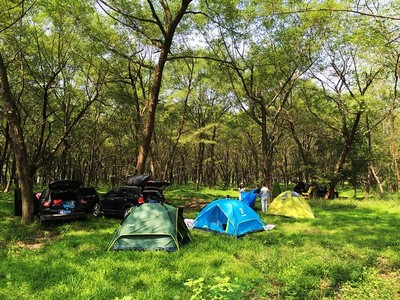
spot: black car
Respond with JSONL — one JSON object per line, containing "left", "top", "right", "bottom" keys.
{"left": 93, "top": 186, "right": 144, "bottom": 218}
{"left": 127, "top": 174, "right": 170, "bottom": 203}
{"left": 293, "top": 181, "right": 336, "bottom": 198}
{"left": 78, "top": 187, "right": 100, "bottom": 213}
{"left": 93, "top": 175, "right": 170, "bottom": 219}
{"left": 38, "top": 180, "right": 87, "bottom": 224}
{"left": 142, "top": 179, "right": 170, "bottom": 203}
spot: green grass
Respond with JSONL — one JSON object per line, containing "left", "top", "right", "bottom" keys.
{"left": 1, "top": 189, "right": 400, "bottom": 300}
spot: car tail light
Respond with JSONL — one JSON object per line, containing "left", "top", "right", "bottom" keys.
{"left": 138, "top": 197, "right": 144, "bottom": 204}
{"left": 79, "top": 198, "right": 87, "bottom": 205}
{"left": 53, "top": 199, "right": 63, "bottom": 206}
{"left": 42, "top": 200, "right": 51, "bottom": 208}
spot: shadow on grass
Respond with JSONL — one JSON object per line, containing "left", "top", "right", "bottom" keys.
{"left": 253, "top": 202, "right": 400, "bottom": 253}
{"left": 313, "top": 206, "right": 400, "bottom": 250}
{"left": 0, "top": 199, "right": 14, "bottom": 218}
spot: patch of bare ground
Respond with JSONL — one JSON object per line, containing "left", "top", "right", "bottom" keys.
{"left": 12, "top": 230, "right": 59, "bottom": 250}
{"left": 180, "top": 198, "right": 209, "bottom": 211}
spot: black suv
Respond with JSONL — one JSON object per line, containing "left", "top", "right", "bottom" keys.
{"left": 93, "top": 175, "right": 170, "bottom": 219}
{"left": 93, "top": 186, "right": 143, "bottom": 218}
{"left": 78, "top": 187, "right": 100, "bottom": 213}
{"left": 38, "top": 180, "right": 87, "bottom": 223}
{"left": 293, "top": 181, "right": 333, "bottom": 198}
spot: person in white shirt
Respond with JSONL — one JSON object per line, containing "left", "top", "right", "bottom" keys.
{"left": 238, "top": 184, "right": 246, "bottom": 200}
{"left": 259, "top": 182, "right": 270, "bottom": 212}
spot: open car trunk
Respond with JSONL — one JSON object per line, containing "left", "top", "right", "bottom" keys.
{"left": 126, "top": 175, "right": 151, "bottom": 187}
{"left": 49, "top": 180, "right": 82, "bottom": 190}
{"left": 126, "top": 175, "right": 170, "bottom": 191}
{"left": 144, "top": 180, "right": 170, "bottom": 191}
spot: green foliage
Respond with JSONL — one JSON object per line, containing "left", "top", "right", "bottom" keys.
{"left": 272, "top": 182, "right": 282, "bottom": 198}
{"left": 184, "top": 272, "right": 241, "bottom": 300}
{"left": 2, "top": 0, "right": 400, "bottom": 198}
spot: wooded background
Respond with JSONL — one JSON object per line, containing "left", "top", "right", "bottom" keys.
{"left": 1, "top": 1, "right": 400, "bottom": 223}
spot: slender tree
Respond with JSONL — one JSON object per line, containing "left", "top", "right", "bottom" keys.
{"left": 1, "top": 1, "right": 106, "bottom": 224}
{"left": 98, "top": 0, "right": 193, "bottom": 175}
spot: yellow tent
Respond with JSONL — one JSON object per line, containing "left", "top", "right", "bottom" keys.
{"left": 267, "top": 191, "right": 315, "bottom": 219}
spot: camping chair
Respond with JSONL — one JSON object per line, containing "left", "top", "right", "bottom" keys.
{"left": 302, "top": 186, "right": 313, "bottom": 199}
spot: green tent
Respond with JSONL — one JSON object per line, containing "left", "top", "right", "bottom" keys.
{"left": 267, "top": 191, "right": 315, "bottom": 219}
{"left": 108, "top": 203, "right": 192, "bottom": 251}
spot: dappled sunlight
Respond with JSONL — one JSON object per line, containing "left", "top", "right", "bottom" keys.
{"left": 276, "top": 221, "right": 317, "bottom": 234}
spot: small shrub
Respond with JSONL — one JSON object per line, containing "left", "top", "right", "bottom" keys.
{"left": 184, "top": 273, "right": 243, "bottom": 300}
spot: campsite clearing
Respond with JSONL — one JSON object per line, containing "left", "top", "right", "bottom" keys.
{"left": 1, "top": 190, "right": 400, "bottom": 299}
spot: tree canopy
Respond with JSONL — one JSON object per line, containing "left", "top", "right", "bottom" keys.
{"left": 1, "top": 0, "right": 400, "bottom": 223}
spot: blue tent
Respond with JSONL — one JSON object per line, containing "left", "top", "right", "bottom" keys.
{"left": 193, "top": 199, "right": 265, "bottom": 237}
{"left": 240, "top": 190, "right": 257, "bottom": 208}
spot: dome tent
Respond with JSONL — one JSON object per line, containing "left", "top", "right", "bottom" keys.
{"left": 267, "top": 191, "right": 315, "bottom": 219}
{"left": 108, "top": 203, "right": 191, "bottom": 251}
{"left": 193, "top": 199, "right": 265, "bottom": 237}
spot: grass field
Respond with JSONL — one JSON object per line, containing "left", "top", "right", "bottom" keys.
{"left": 1, "top": 187, "right": 400, "bottom": 299}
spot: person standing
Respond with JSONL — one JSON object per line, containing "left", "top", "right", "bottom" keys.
{"left": 259, "top": 182, "right": 270, "bottom": 212}
{"left": 238, "top": 184, "right": 246, "bottom": 200}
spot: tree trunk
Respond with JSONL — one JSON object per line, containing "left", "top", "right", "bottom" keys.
{"left": 0, "top": 123, "right": 11, "bottom": 187}
{"left": 128, "top": 60, "right": 143, "bottom": 161}
{"left": 3, "top": 157, "right": 15, "bottom": 193}
{"left": 0, "top": 53, "right": 34, "bottom": 224}
{"left": 195, "top": 142, "right": 205, "bottom": 191}
{"left": 207, "top": 126, "right": 218, "bottom": 188}
{"left": 135, "top": 50, "right": 168, "bottom": 175}
{"left": 390, "top": 54, "right": 400, "bottom": 191}
{"left": 328, "top": 112, "right": 362, "bottom": 199}
{"left": 260, "top": 106, "right": 269, "bottom": 185}
{"left": 369, "top": 165, "right": 384, "bottom": 195}
{"left": 365, "top": 115, "right": 384, "bottom": 197}
{"left": 134, "top": 0, "right": 192, "bottom": 174}
{"left": 260, "top": 105, "right": 274, "bottom": 190}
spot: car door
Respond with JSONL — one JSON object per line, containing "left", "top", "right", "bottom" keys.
{"left": 101, "top": 189, "right": 124, "bottom": 215}
{"left": 78, "top": 187, "right": 99, "bottom": 212}
{"left": 115, "top": 189, "right": 132, "bottom": 213}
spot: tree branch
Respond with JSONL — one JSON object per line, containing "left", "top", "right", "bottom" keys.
{"left": 277, "top": 8, "right": 400, "bottom": 21}
{"left": 0, "top": 0, "right": 36, "bottom": 34}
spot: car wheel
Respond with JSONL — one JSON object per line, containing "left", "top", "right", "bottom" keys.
{"left": 93, "top": 203, "right": 101, "bottom": 217}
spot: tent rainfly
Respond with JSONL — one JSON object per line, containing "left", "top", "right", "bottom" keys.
{"left": 267, "top": 191, "right": 315, "bottom": 219}
{"left": 108, "top": 203, "right": 191, "bottom": 251}
{"left": 193, "top": 199, "right": 265, "bottom": 237}
{"left": 240, "top": 190, "right": 257, "bottom": 208}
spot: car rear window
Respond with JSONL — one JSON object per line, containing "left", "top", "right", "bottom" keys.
{"left": 78, "top": 187, "right": 98, "bottom": 196}
{"left": 51, "top": 191, "right": 78, "bottom": 201}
